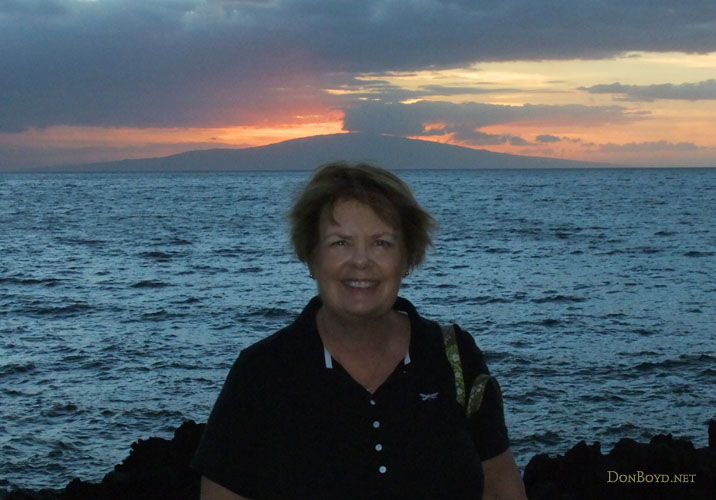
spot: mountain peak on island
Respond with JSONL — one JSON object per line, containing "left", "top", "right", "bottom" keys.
{"left": 43, "top": 133, "right": 614, "bottom": 172}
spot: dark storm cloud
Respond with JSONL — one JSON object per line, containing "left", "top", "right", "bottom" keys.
{"left": 536, "top": 134, "right": 562, "bottom": 143}
{"left": 0, "top": 0, "right": 332, "bottom": 131}
{"left": 342, "top": 100, "right": 637, "bottom": 137}
{"left": 290, "top": 0, "right": 716, "bottom": 69}
{"left": 580, "top": 79, "right": 716, "bottom": 101}
{"left": 2, "top": 0, "right": 716, "bottom": 131}
{"left": 331, "top": 78, "right": 517, "bottom": 106}
{"left": 424, "top": 127, "right": 528, "bottom": 147}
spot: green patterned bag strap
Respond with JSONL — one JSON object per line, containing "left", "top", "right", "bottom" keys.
{"left": 441, "top": 324, "right": 503, "bottom": 418}
{"left": 467, "top": 374, "right": 503, "bottom": 418}
{"left": 441, "top": 324, "right": 466, "bottom": 408}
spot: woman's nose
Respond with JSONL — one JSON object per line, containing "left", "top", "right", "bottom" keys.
{"left": 349, "top": 243, "right": 370, "bottom": 266}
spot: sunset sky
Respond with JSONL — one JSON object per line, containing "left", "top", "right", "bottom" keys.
{"left": 2, "top": 0, "right": 716, "bottom": 169}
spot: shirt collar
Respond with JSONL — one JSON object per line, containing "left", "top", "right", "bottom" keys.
{"left": 302, "top": 296, "right": 415, "bottom": 370}
{"left": 323, "top": 346, "right": 411, "bottom": 369}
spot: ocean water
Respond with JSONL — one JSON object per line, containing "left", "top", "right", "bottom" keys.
{"left": 1, "top": 168, "right": 715, "bottom": 491}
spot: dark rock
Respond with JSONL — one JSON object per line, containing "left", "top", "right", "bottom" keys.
{"left": 0, "top": 490, "right": 61, "bottom": 500}
{"left": 524, "top": 422, "right": 716, "bottom": 500}
{"left": 3, "top": 421, "right": 205, "bottom": 500}
{"left": 5, "top": 419, "right": 715, "bottom": 499}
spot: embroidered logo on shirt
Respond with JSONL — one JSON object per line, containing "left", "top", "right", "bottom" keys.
{"left": 419, "top": 392, "right": 439, "bottom": 401}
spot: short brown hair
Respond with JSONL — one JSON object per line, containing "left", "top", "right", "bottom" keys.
{"left": 289, "top": 162, "right": 435, "bottom": 270}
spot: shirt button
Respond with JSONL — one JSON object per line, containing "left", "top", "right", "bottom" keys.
{"left": 372, "top": 420, "right": 381, "bottom": 429}
{"left": 375, "top": 443, "right": 383, "bottom": 451}
{"left": 370, "top": 399, "right": 376, "bottom": 406}
{"left": 379, "top": 466, "right": 387, "bottom": 474}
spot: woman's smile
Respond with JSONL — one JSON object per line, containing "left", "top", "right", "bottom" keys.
{"left": 342, "top": 279, "right": 379, "bottom": 288}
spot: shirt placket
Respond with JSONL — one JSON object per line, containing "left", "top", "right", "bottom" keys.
{"left": 368, "top": 395, "right": 389, "bottom": 477}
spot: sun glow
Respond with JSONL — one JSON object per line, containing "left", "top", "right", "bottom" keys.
{"left": 0, "top": 120, "right": 346, "bottom": 168}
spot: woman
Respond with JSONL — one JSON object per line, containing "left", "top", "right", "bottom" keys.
{"left": 192, "top": 163, "right": 526, "bottom": 499}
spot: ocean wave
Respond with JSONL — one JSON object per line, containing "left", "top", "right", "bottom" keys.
{"left": 485, "top": 247, "right": 511, "bottom": 254}
{"left": 59, "top": 353, "right": 88, "bottom": 364}
{"left": 193, "top": 266, "right": 230, "bottom": 275}
{"left": 46, "top": 440, "right": 80, "bottom": 459}
{"left": 632, "top": 353, "right": 715, "bottom": 373}
{"left": 212, "top": 247, "right": 243, "bottom": 256}
{"left": 240, "top": 306, "right": 295, "bottom": 320}
{"left": 238, "top": 266, "right": 263, "bottom": 273}
{"left": 0, "top": 277, "right": 61, "bottom": 287}
{"left": 532, "top": 295, "right": 586, "bottom": 304}
{"left": 539, "top": 318, "right": 561, "bottom": 326}
{"left": 0, "top": 362, "right": 38, "bottom": 377}
{"left": 684, "top": 251, "right": 715, "bottom": 257}
{"left": 140, "top": 309, "right": 187, "bottom": 321}
{"left": 130, "top": 280, "right": 171, "bottom": 288}
{"left": 508, "top": 227, "right": 543, "bottom": 236}
{"left": 166, "top": 361, "right": 203, "bottom": 370}
{"left": 578, "top": 393, "right": 626, "bottom": 403}
{"left": 77, "top": 359, "right": 107, "bottom": 371}
{"left": 517, "top": 430, "right": 562, "bottom": 446}
{"left": 138, "top": 251, "right": 176, "bottom": 260}
{"left": 483, "top": 351, "right": 509, "bottom": 362}
{"left": 53, "top": 237, "right": 105, "bottom": 247}
{"left": 632, "top": 328, "right": 659, "bottom": 336}
{"left": 122, "top": 408, "right": 185, "bottom": 420}
{"left": 599, "top": 246, "right": 663, "bottom": 256}
{"left": 466, "top": 295, "right": 513, "bottom": 305}
{"left": 173, "top": 297, "right": 200, "bottom": 304}
{"left": 23, "top": 303, "right": 93, "bottom": 316}
{"left": 41, "top": 403, "right": 82, "bottom": 418}
{"left": 603, "top": 422, "right": 654, "bottom": 441}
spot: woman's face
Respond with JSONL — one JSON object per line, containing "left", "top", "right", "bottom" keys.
{"left": 311, "top": 198, "right": 407, "bottom": 321}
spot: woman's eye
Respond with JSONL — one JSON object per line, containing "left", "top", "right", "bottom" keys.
{"left": 331, "top": 240, "right": 347, "bottom": 247}
{"left": 376, "top": 239, "right": 392, "bottom": 247}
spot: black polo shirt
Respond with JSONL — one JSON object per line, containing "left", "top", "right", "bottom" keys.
{"left": 192, "top": 296, "right": 509, "bottom": 500}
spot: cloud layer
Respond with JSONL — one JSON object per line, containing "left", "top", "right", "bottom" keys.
{"left": 598, "top": 140, "right": 699, "bottom": 152}
{"left": 342, "top": 100, "right": 639, "bottom": 144}
{"left": 581, "top": 79, "right": 716, "bottom": 101}
{"left": 3, "top": 0, "right": 716, "bottom": 131}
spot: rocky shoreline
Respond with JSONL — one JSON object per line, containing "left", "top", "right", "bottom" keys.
{"left": 2, "top": 419, "right": 714, "bottom": 500}
{"left": 523, "top": 419, "right": 715, "bottom": 500}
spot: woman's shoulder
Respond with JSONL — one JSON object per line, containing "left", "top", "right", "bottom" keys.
{"left": 243, "top": 322, "right": 317, "bottom": 366}
{"left": 232, "top": 301, "right": 322, "bottom": 376}
{"left": 398, "top": 298, "right": 488, "bottom": 371}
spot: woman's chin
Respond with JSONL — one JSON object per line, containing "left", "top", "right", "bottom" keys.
{"left": 327, "top": 296, "right": 394, "bottom": 320}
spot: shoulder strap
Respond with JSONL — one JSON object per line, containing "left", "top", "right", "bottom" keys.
{"left": 467, "top": 374, "right": 503, "bottom": 417}
{"left": 441, "top": 324, "right": 503, "bottom": 418}
{"left": 440, "top": 324, "right": 466, "bottom": 407}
